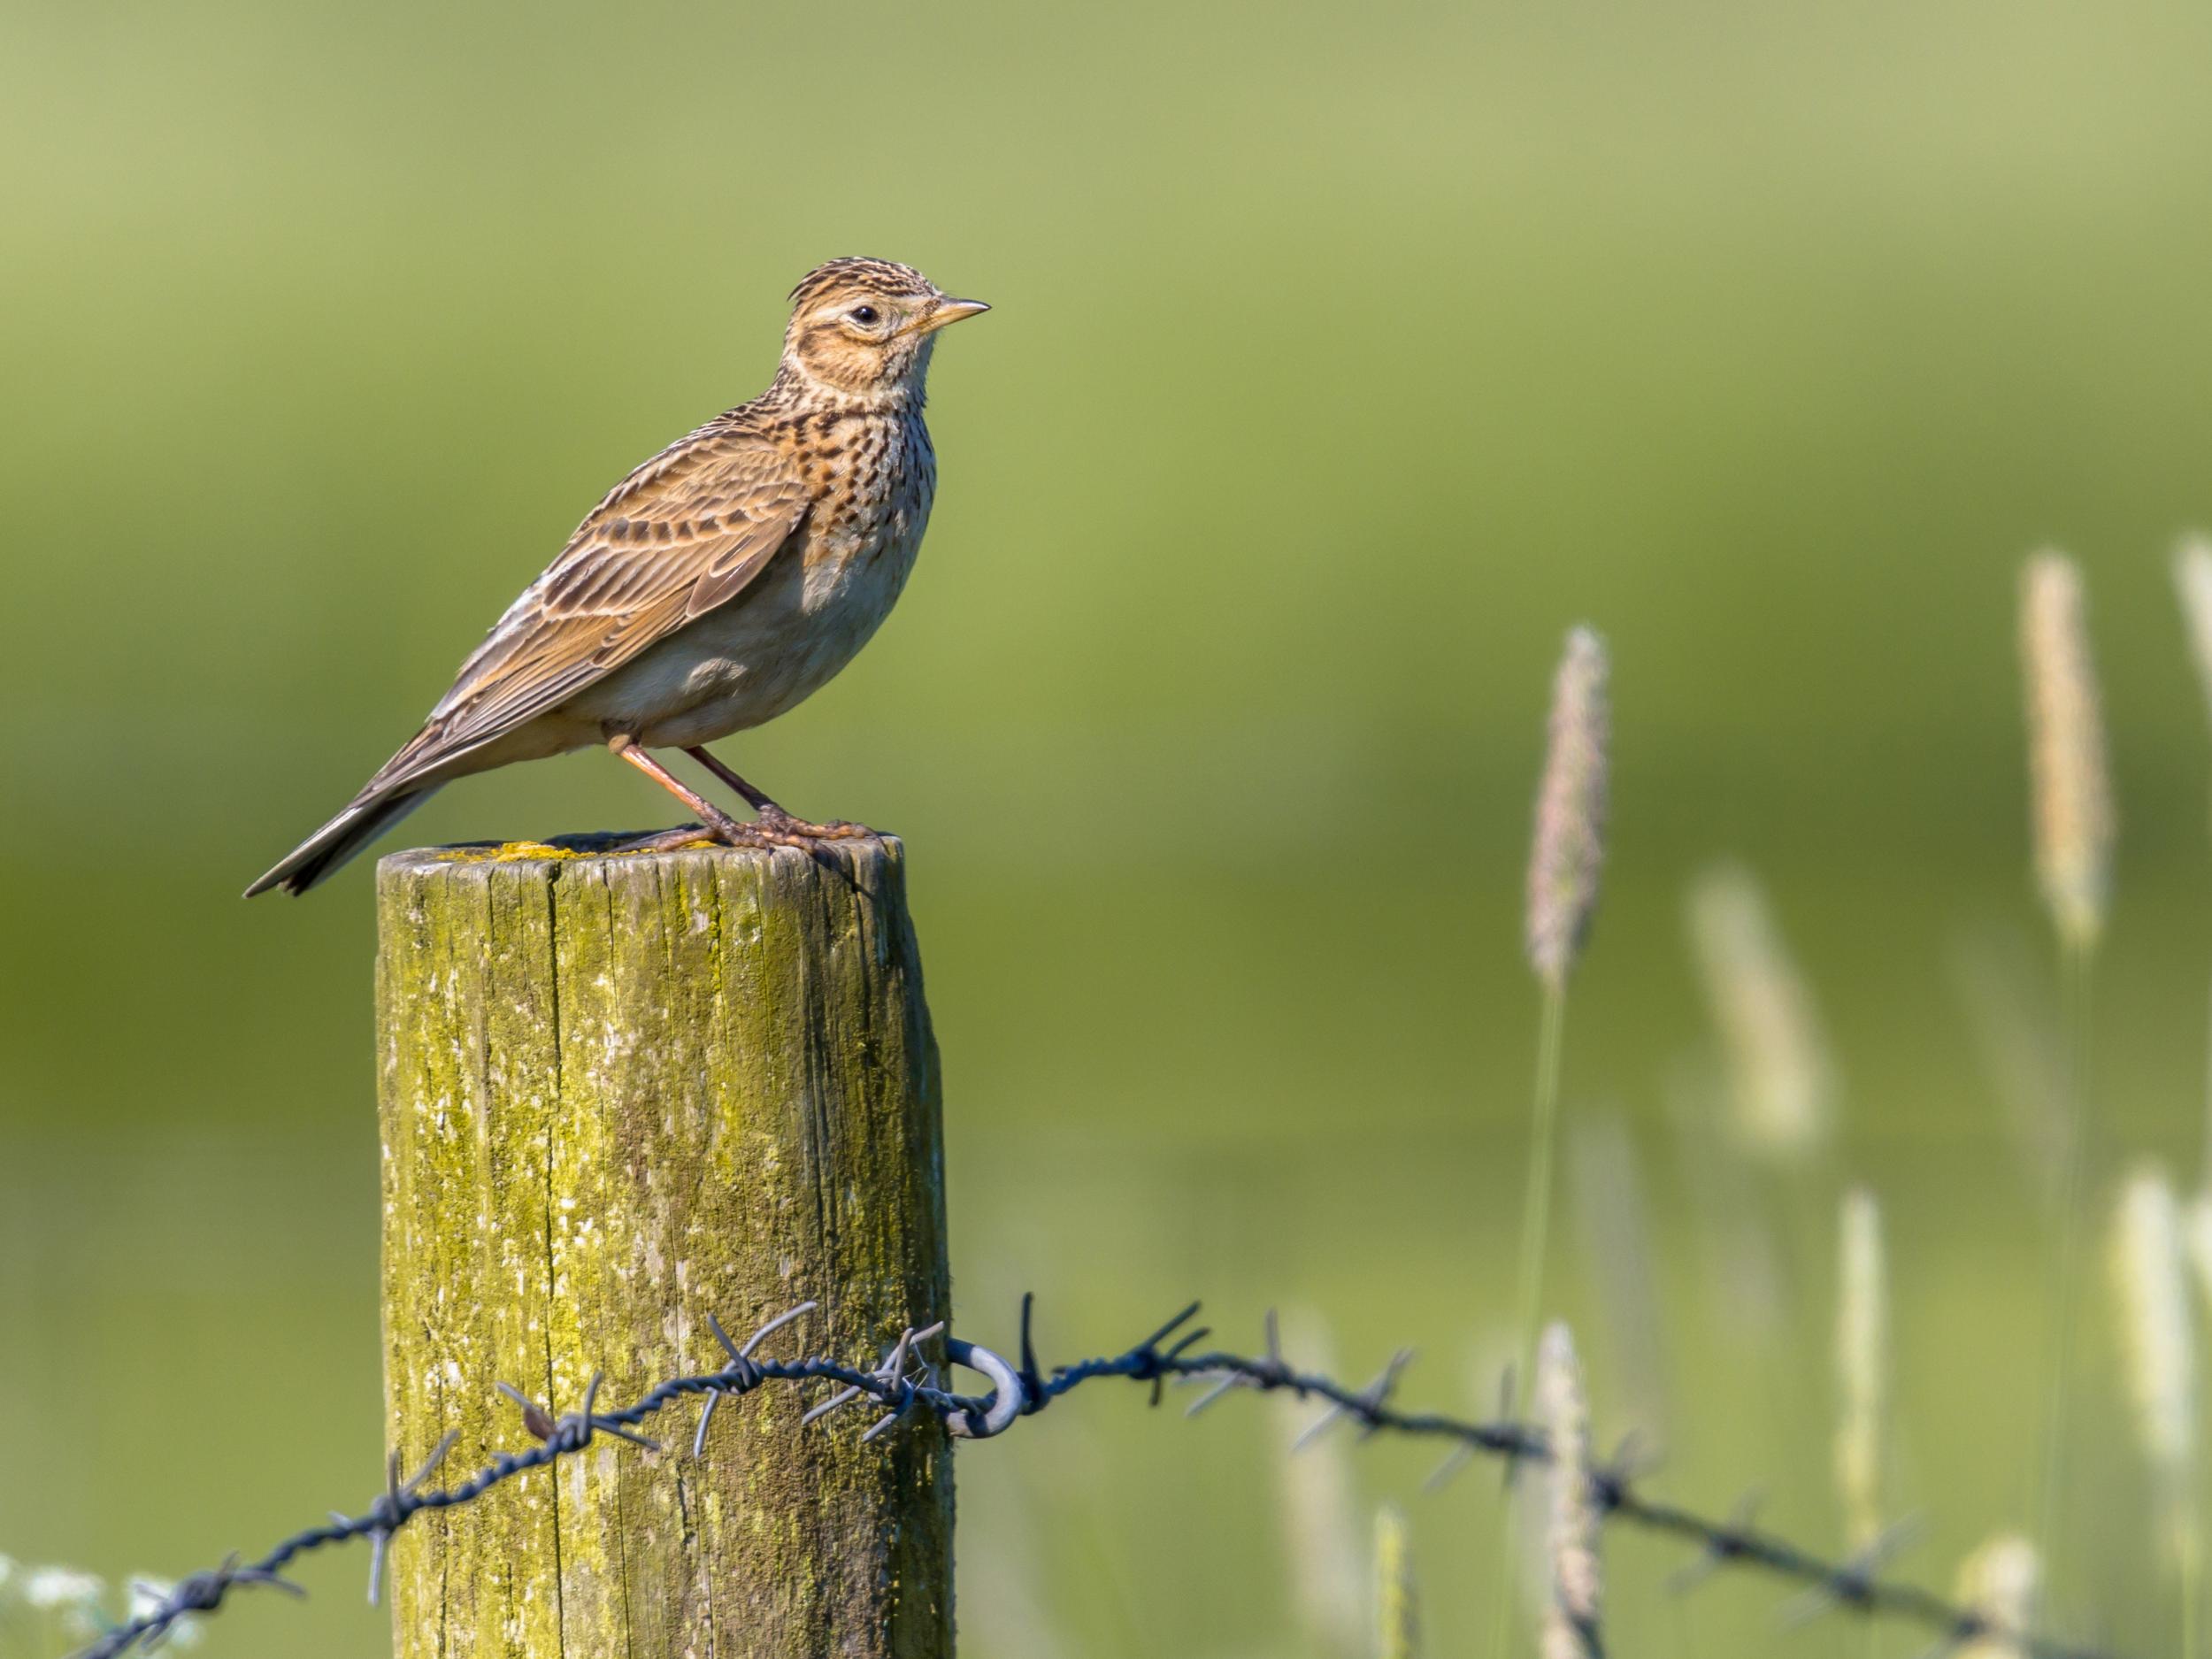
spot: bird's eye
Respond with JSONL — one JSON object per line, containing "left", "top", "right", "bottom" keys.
{"left": 850, "top": 305, "right": 880, "bottom": 326}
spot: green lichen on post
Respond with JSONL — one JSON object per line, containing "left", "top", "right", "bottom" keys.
{"left": 375, "top": 833, "right": 951, "bottom": 1659}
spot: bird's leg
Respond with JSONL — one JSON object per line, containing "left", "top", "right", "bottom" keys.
{"left": 609, "top": 737, "right": 772, "bottom": 854}
{"left": 682, "top": 748, "right": 779, "bottom": 814}
{"left": 684, "top": 747, "right": 877, "bottom": 841}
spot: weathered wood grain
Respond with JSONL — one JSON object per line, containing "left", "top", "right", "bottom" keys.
{"left": 375, "top": 833, "right": 951, "bottom": 1659}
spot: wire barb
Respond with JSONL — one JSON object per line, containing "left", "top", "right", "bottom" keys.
{"left": 331, "top": 1427, "right": 458, "bottom": 1606}
{"left": 498, "top": 1373, "right": 664, "bottom": 1455}
{"left": 694, "top": 1300, "right": 818, "bottom": 1457}
{"left": 114, "top": 1552, "right": 303, "bottom": 1655}
{"left": 1016, "top": 1291, "right": 1049, "bottom": 1416}
{"left": 1778, "top": 1516, "right": 1925, "bottom": 1628}
{"left": 1666, "top": 1489, "right": 1765, "bottom": 1596}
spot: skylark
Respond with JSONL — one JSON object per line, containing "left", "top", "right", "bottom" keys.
{"left": 248, "top": 257, "right": 987, "bottom": 897}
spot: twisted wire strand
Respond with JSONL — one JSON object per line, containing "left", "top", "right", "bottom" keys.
{"left": 69, "top": 1297, "right": 2113, "bottom": 1659}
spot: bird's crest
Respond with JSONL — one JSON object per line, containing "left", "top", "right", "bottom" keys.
{"left": 788, "top": 257, "right": 937, "bottom": 310}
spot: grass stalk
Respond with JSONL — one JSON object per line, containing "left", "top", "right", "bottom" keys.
{"left": 1489, "top": 980, "right": 1569, "bottom": 1657}
{"left": 1513, "top": 981, "right": 1571, "bottom": 1398}
{"left": 2016, "top": 551, "right": 2113, "bottom": 1602}
{"left": 1496, "top": 626, "right": 1608, "bottom": 1655}
{"left": 2031, "top": 935, "right": 2094, "bottom": 1594}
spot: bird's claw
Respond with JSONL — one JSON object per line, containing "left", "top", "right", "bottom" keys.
{"left": 616, "top": 822, "right": 773, "bottom": 856}
{"left": 754, "top": 807, "right": 878, "bottom": 843}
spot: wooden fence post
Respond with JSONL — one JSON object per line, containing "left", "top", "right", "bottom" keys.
{"left": 374, "top": 834, "right": 952, "bottom": 1658}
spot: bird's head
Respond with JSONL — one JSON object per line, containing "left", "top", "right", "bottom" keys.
{"left": 780, "top": 257, "right": 988, "bottom": 406}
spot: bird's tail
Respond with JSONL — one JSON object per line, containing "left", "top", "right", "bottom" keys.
{"left": 244, "top": 783, "right": 440, "bottom": 897}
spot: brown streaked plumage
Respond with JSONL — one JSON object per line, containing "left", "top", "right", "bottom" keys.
{"left": 247, "top": 257, "right": 987, "bottom": 897}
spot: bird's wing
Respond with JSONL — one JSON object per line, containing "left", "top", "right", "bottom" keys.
{"left": 372, "top": 427, "right": 810, "bottom": 788}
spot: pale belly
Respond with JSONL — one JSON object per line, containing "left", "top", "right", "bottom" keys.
{"left": 550, "top": 517, "right": 928, "bottom": 751}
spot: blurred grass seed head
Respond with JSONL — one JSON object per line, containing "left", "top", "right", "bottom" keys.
{"left": 1373, "top": 1502, "right": 1419, "bottom": 1659}
{"left": 2170, "top": 535, "right": 2212, "bottom": 742}
{"left": 1537, "top": 1322, "right": 1601, "bottom": 1659}
{"left": 2108, "top": 1164, "right": 2198, "bottom": 1572}
{"left": 1686, "top": 862, "right": 1837, "bottom": 1164}
{"left": 1834, "top": 1186, "right": 1890, "bottom": 1556}
{"left": 1525, "top": 626, "right": 1610, "bottom": 995}
{"left": 1953, "top": 1535, "right": 2039, "bottom": 1659}
{"left": 2018, "top": 552, "right": 2114, "bottom": 953}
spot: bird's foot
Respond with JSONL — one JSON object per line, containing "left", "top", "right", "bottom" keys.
{"left": 752, "top": 804, "right": 880, "bottom": 844}
{"left": 612, "top": 815, "right": 865, "bottom": 879}
{"left": 615, "top": 815, "right": 772, "bottom": 857}
{"left": 679, "top": 749, "right": 876, "bottom": 842}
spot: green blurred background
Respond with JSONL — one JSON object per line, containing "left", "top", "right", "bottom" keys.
{"left": 6, "top": 0, "right": 2212, "bottom": 1652}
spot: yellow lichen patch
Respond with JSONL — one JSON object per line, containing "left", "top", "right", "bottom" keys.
{"left": 491, "top": 840, "right": 582, "bottom": 862}
{"left": 433, "top": 841, "right": 584, "bottom": 866}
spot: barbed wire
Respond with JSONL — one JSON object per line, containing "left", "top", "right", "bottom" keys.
{"left": 67, "top": 1296, "right": 2109, "bottom": 1659}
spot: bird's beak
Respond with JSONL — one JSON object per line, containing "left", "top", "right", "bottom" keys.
{"left": 915, "top": 297, "right": 990, "bottom": 334}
